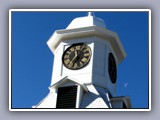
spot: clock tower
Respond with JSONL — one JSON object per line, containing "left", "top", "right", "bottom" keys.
{"left": 34, "top": 12, "right": 131, "bottom": 109}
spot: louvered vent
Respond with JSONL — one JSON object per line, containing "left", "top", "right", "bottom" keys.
{"left": 56, "top": 85, "right": 77, "bottom": 108}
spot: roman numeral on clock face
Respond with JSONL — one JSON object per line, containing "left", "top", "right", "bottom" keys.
{"left": 70, "top": 47, "right": 74, "bottom": 52}
{"left": 73, "top": 63, "right": 78, "bottom": 68}
{"left": 64, "top": 59, "right": 70, "bottom": 65}
{"left": 84, "top": 53, "right": 90, "bottom": 57}
{"left": 76, "top": 46, "right": 81, "bottom": 50}
{"left": 64, "top": 55, "right": 69, "bottom": 59}
{"left": 81, "top": 58, "right": 88, "bottom": 62}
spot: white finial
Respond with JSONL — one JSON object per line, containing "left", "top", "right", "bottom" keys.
{"left": 88, "top": 12, "right": 95, "bottom": 17}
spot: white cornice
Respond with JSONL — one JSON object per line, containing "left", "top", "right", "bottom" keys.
{"left": 49, "top": 76, "right": 89, "bottom": 92}
{"left": 47, "top": 26, "right": 126, "bottom": 64}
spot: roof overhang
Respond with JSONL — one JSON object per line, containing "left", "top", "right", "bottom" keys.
{"left": 47, "top": 26, "right": 126, "bottom": 64}
{"left": 49, "top": 76, "right": 89, "bottom": 92}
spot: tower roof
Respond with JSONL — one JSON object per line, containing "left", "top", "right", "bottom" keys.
{"left": 66, "top": 12, "right": 106, "bottom": 29}
{"left": 47, "top": 12, "right": 126, "bottom": 64}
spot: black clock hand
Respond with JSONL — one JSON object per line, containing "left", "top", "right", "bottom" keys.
{"left": 68, "top": 51, "right": 77, "bottom": 66}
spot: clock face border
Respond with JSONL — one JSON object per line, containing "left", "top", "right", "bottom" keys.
{"left": 62, "top": 43, "right": 92, "bottom": 70}
{"left": 108, "top": 53, "right": 117, "bottom": 84}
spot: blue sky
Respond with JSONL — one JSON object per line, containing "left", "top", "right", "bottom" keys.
{"left": 11, "top": 11, "right": 149, "bottom": 109}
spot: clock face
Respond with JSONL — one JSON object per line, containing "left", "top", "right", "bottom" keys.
{"left": 108, "top": 53, "right": 117, "bottom": 84}
{"left": 62, "top": 43, "right": 91, "bottom": 70}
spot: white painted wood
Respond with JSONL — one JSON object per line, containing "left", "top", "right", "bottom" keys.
{"left": 35, "top": 13, "right": 130, "bottom": 109}
{"left": 66, "top": 15, "right": 106, "bottom": 29}
{"left": 76, "top": 85, "right": 84, "bottom": 108}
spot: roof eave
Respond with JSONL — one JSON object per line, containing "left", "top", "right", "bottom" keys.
{"left": 47, "top": 26, "right": 126, "bottom": 64}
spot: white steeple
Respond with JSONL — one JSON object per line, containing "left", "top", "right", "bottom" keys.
{"left": 34, "top": 12, "right": 131, "bottom": 109}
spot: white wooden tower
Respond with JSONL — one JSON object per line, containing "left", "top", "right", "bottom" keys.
{"left": 34, "top": 12, "right": 131, "bottom": 108}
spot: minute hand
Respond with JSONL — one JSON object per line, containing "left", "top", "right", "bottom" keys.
{"left": 69, "top": 51, "right": 77, "bottom": 64}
